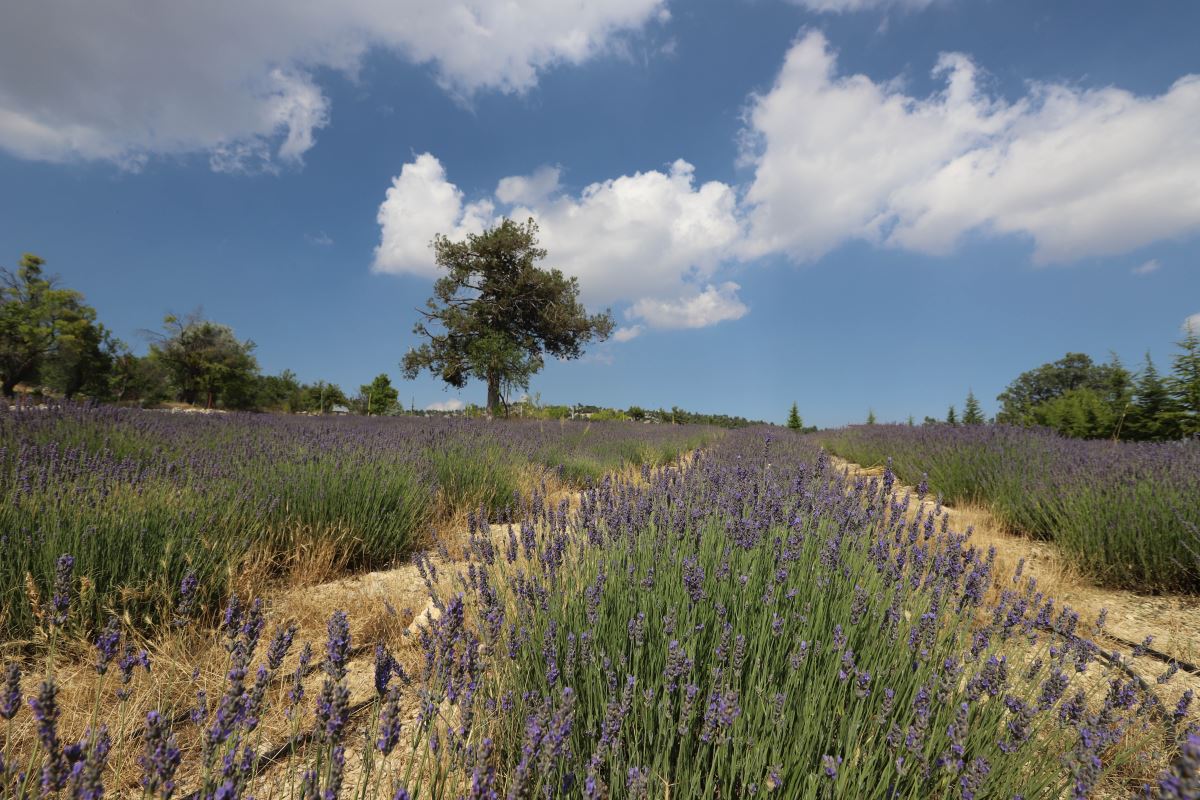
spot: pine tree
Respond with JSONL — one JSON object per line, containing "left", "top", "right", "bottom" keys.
{"left": 1129, "top": 353, "right": 1176, "bottom": 440}
{"left": 786, "top": 402, "right": 803, "bottom": 431}
{"left": 866, "top": 408, "right": 877, "bottom": 425}
{"left": 946, "top": 405, "right": 958, "bottom": 425}
{"left": 962, "top": 390, "right": 984, "bottom": 425}
{"left": 1169, "top": 329, "right": 1200, "bottom": 437}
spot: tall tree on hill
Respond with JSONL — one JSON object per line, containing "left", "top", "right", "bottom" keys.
{"left": 0, "top": 253, "right": 105, "bottom": 398}
{"left": 1168, "top": 327, "right": 1200, "bottom": 437}
{"left": 946, "top": 405, "right": 958, "bottom": 425}
{"left": 962, "top": 390, "right": 985, "bottom": 425}
{"left": 866, "top": 408, "right": 876, "bottom": 425}
{"left": 402, "top": 218, "right": 614, "bottom": 416}
{"left": 787, "top": 402, "right": 803, "bottom": 431}
{"left": 995, "top": 353, "right": 1110, "bottom": 424}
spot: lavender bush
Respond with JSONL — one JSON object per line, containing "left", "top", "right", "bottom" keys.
{"left": 0, "top": 402, "right": 712, "bottom": 638}
{"left": 0, "top": 422, "right": 1194, "bottom": 797}
{"left": 819, "top": 425, "right": 1200, "bottom": 593}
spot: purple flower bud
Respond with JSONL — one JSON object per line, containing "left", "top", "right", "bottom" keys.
{"left": 94, "top": 617, "right": 121, "bottom": 676}
{"left": 51, "top": 553, "right": 74, "bottom": 626}
{"left": 1, "top": 661, "right": 21, "bottom": 720}
{"left": 140, "top": 711, "right": 181, "bottom": 799}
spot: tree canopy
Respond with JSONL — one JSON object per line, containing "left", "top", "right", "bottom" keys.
{"left": 402, "top": 218, "right": 614, "bottom": 415}
{"left": 147, "top": 312, "right": 258, "bottom": 408}
{"left": 0, "top": 254, "right": 108, "bottom": 398}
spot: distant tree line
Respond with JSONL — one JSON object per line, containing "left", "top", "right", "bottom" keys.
{"left": 923, "top": 338, "right": 1200, "bottom": 441}
{"left": 0, "top": 253, "right": 404, "bottom": 414}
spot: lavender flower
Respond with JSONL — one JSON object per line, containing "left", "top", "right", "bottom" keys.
{"left": 172, "top": 570, "right": 199, "bottom": 628}
{"left": 94, "top": 617, "right": 121, "bottom": 676}
{"left": 324, "top": 611, "right": 351, "bottom": 681}
{"left": 0, "top": 661, "right": 20, "bottom": 720}
{"left": 140, "top": 710, "right": 181, "bottom": 800}
{"left": 50, "top": 553, "right": 74, "bottom": 626}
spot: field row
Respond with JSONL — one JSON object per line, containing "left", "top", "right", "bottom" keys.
{"left": 819, "top": 424, "right": 1200, "bottom": 593}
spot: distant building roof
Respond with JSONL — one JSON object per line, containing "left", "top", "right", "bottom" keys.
{"left": 330, "top": 404, "right": 350, "bottom": 414}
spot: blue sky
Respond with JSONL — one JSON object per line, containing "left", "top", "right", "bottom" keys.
{"left": 1, "top": 0, "right": 1197, "bottom": 426}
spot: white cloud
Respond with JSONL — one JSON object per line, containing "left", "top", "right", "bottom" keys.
{"left": 1133, "top": 259, "right": 1160, "bottom": 276}
{"left": 788, "top": 0, "right": 939, "bottom": 11}
{"left": 511, "top": 159, "right": 744, "bottom": 306}
{"left": 373, "top": 153, "right": 495, "bottom": 277}
{"left": 426, "top": 398, "right": 466, "bottom": 412}
{"left": 305, "top": 231, "right": 335, "bottom": 246}
{"left": 742, "top": 31, "right": 1200, "bottom": 264}
{"left": 1185, "top": 314, "right": 1200, "bottom": 335}
{"left": 373, "top": 154, "right": 746, "bottom": 330}
{"left": 612, "top": 325, "right": 644, "bottom": 342}
{"left": 0, "top": 0, "right": 667, "bottom": 169}
{"left": 496, "top": 166, "right": 562, "bottom": 205}
{"left": 628, "top": 283, "right": 749, "bottom": 328}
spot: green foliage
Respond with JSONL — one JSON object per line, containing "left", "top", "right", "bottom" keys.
{"left": 402, "top": 218, "right": 614, "bottom": 415}
{"left": 1168, "top": 329, "right": 1200, "bottom": 437}
{"left": 865, "top": 408, "right": 876, "bottom": 425}
{"left": 0, "top": 253, "right": 106, "bottom": 398}
{"left": 589, "top": 408, "right": 630, "bottom": 421}
{"left": 961, "top": 390, "right": 984, "bottom": 425}
{"left": 945, "top": 405, "right": 957, "bottom": 425}
{"left": 1026, "top": 386, "right": 1116, "bottom": 439}
{"left": 148, "top": 311, "right": 259, "bottom": 407}
{"left": 359, "top": 373, "right": 400, "bottom": 415}
{"left": 786, "top": 402, "right": 803, "bottom": 430}
{"left": 1127, "top": 353, "right": 1177, "bottom": 440}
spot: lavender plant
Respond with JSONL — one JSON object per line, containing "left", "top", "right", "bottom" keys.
{"left": 820, "top": 424, "right": 1200, "bottom": 592}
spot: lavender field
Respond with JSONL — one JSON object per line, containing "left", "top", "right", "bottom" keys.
{"left": 0, "top": 404, "right": 712, "bottom": 639}
{"left": 0, "top": 419, "right": 1197, "bottom": 798}
{"left": 817, "top": 425, "right": 1200, "bottom": 593}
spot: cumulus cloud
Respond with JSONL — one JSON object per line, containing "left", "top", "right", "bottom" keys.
{"left": 1185, "top": 314, "right": 1200, "bottom": 335}
{"left": 373, "top": 154, "right": 746, "bottom": 329}
{"left": 741, "top": 31, "right": 1200, "bottom": 264}
{"left": 426, "top": 398, "right": 466, "bottom": 412}
{"left": 373, "top": 153, "right": 496, "bottom": 277}
{"left": 0, "top": 0, "right": 667, "bottom": 169}
{"left": 627, "top": 283, "right": 748, "bottom": 329}
{"left": 1133, "top": 259, "right": 1161, "bottom": 276}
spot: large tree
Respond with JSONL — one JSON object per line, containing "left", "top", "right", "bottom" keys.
{"left": 147, "top": 311, "right": 258, "bottom": 407}
{"left": 402, "top": 218, "right": 614, "bottom": 415}
{"left": 0, "top": 254, "right": 103, "bottom": 397}
{"left": 358, "top": 373, "right": 399, "bottom": 415}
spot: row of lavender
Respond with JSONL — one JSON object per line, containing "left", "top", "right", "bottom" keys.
{"left": 818, "top": 425, "right": 1200, "bottom": 593}
{"left": 0, "top": 429, "right": 1196, "bottom": 797}
{"left": 0, "top": 402, "right": 711, "bottom": 638}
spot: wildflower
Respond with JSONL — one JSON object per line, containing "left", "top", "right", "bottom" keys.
{"left": 67, "top": 725, "right": 110, "bottom": 800}
{"left": 265, "top": 623, "right": 298, "bottom": 672}
{"left": 821, "top": 754, "right": 842, "bottom": 779}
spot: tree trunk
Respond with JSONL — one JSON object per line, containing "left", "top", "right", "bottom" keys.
{"left": 486, "top": 371, "right": 501, "bottom": 418}
{"left": 1, "top": 378, "right": 15, "bottom": 398}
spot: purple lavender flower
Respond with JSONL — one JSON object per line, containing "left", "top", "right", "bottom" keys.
{"left": 172, "top": 570, "right": 199, "bottom": 628}
{"left": 324, "top": 611, "right": 351, "bottom": 681}
{"left": 140, "top": 710, "right": 181, "bottom": 800}
{"left": 821, "top": 754, "right": 842, "bottom": 779}
{"left": 374, "top": 643, "right": 395, "bottom": 697}
{"left": 0, "top": 661, "right": 20, "bottom": 720}
{"left": 265, "top": 623, "right": 298, "bottom": 672}
{"left": 30, "top": 679, "right": 68, "bottom": 794}
{"left": 94, "top": 617, "right": 121, "bottom": 676}
{"left": 67, "top": 725, "right": 110, "bottom": 800}
{"left": 51, "top": 553, "right": 74, "bottom": 626}
{"left": 377, "top": 687, "right": 402, "bottom": 756}
{"left": 1156, "top": 730, "right": 1200, "bottom": 799}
